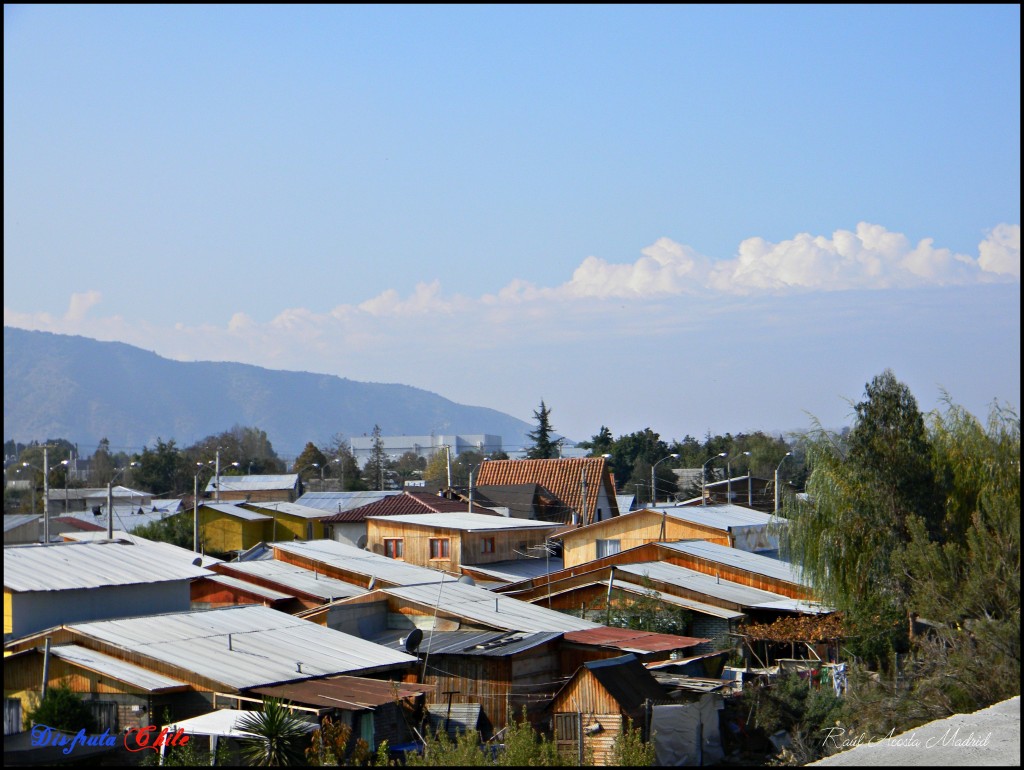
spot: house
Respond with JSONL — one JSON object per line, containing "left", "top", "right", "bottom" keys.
{"left": 46, "top": 486, "right": 152, "bottom": 513}
{"left": 3, "top": 514, "right": 40, "bottom": 545}
{"left": 349, "top": 433, "right": 502, "bottom": 468}
{"left": 371, "top": 628, "right": 563, "bottom": 737}
{"left": 3, "top": 605, "right": 419, "bottom": 734}
{"left": 365, "top": 511, "right": 560, "bottom": 572}
{"left": 196, "top": 503, "right": 273, "bottom": 554}
{"left": 271, "top": 539, "right": 454, "bottom": 589}
{"left": 3, "top": 540, "right": 213, "bottom": 639}
{"left": 210, "top": 558, "right": 367, "bottom": 610}
{"left": 318, "top": 491, "right": 481, "bottom": 547}
{"left": 698, "top": 475, "right": 775, "bottom": 510}
{"left": 473, "top": 457, "right": 619, "bottom": 525}
{"left": 548, "top": 654, "right": 667, "bottom": 765}
{"left": 499, "top": 540, "right": 813, "bottom": 602}
{"left": 204, "top": 474, "right": 301, "bottom": 503}
{"left": 555, "top": 503, "right": 783, "bottom": 568}
{"left": 241, "top": 500, "right": 327, "bottom": 541}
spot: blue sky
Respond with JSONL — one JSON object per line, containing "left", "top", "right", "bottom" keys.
{"left": 4, "top": 5, "right": 1020, "bottom": 448}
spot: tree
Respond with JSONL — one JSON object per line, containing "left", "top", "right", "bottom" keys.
{"left": 610, "top": 717, "right": 656, "bottom": 766}
{"left": 781, "top": 371, "right": 935, "bottom": 663}
{"left": 324, "top": 433, "right": 360, "bottom": 490}
{"left": 236, "top": 699, "right": 311, "bottom": 767}
{"left": 292, "top": 442, "right": 328, "bottom": 479}
{"left": 364, "top": 425, "right": 389, "bottom": 491}
{"left": 133, "top": 438, "right": 188, "bottom": 496}
{"left": 526, "top": 400, "right": 558, "bottom": 459}
{"left": 578, "top": 426, "right": 614, "bottom": 456}
{"left": 187, "top": 426, "right": 285, "bottom": 475}
{"left": 423, "top": 447, "right": 452, "bottom": 487}
{"left": 26, "top": 682, "right": 97, "bottom": 733}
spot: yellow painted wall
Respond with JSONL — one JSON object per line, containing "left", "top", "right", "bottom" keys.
{"left": 4, "top": 589, "right": 12, "bottom": 637}
{"left": 561, "top": 511, "right": 730, "bottom": 568}
{"left": 200, "top": 510, "right": 268, "bottom": 553}
{"left": 266, "top": 513, "right": 323, "bottom": 541}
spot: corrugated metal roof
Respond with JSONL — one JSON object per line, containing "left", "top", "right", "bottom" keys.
{"left": 216, "top": 560, "right": 366, "bottom": 601}
{"left": 563, "top": 627, "right": 708, "bottom": 653}
{"left": 273, "top": 540, "right": 451, "bottom": 586}
{"left": 51, "top": 516, "right": 105, "bottom": 532}
{"left": 613, "top": 562, "right": 789, "bottom": 608}
{"left": 655, "top": 503, "right": 779, "bottom": 528}
{"left": 4, "top": 514, "right": 40, "bottom": 531}
{"left": 658, "top": 540, "right": 808, "bottom": 586}
{"left": 202, "top": 503, "right": 272, "bottom": 522}
{"left": 205, "top": 475, "right": 299, "bottom": 493}
{"left": 48, "top": 644, "right": 190, "bottom": 692}
{"left": 166, "top": 709, "right": 316, "bottom": 738}
{"left": 608, "top": 580, "right": 745, "bottom": 620}
{"left": 252, "top": 676, "right": 431, "bottom": 710}
{"left": 750, "top": 599, "right": 834, "bottom": 615}
{"left": 461, "top": 557, "right": 564, "bottom": 583}
{"left": 372, "top": 629, "right": 562, "bottom": 657}
{"left": 242, "top": 501, "right": 330, "bottom": 520}
{"left": 202, "top": 574, "right": 294, "bottom": 602}
{"left": 4, "top": 540, "right": 213, "bottom": 592}
{"left": 366, "top": 511, "right": 559, "bottom": 532}
{"left": 66, "top": 605, "right": 417, "bottom": 690}
{"left": 294, "top": 491, "right": 403, "bottom": 513}
{"left": 382, "top": 581, "right": 600, "bottom": 633}
{"left": 55, "top": 508, "right": 181, "bottom": 533}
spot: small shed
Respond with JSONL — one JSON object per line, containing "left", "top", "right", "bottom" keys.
{"left": 548, "top": 654, "right": 666, "bottom": 766}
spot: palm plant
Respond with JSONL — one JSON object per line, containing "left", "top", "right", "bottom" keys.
{"left": 237, "top": 699, "right": 312, "bottom": 767}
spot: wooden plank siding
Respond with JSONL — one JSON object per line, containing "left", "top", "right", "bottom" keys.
{"left": 559, "top": 511, "right": 731, "bottom": 569}
{"left": 550, "top": 673, "right": 629, "bottom": 766}
{"left": 272, "top": 546, "right": 378, "bottom": 589}
{"left": 199, "top": 510, "right": 266, "bottom": 553}
{"left": 366, "top": 520, "right": 551, "bottom": 571}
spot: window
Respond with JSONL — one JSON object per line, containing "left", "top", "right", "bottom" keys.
{"left": 481, "top": 537, "right": 495, "bottom": 554}
{"left": 429, "top": 538, "right": 450, "bottom": 559}
{"left": 596, "top": 539, "right": 621, "bottom": 558}
{"left": 384, "top": 538, "right": 404, "bottom": 559}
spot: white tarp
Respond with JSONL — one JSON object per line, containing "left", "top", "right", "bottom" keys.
{"left": 651, "top": 694, "right": 725, "bottom": 766}
{"left": 730, "top": 523, "right": 779, "bottom": 552}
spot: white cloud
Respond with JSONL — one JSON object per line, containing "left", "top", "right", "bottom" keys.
{"left": 977, "top": 224, "right": 1020, "bottom": 278}
{"left": 65, "top": 290, "right": 102, "bottom": 321}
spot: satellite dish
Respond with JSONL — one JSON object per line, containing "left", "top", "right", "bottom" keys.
{"left": 191, "top": 557, "right": 202, "bottom": 567}
{"left": 404, "top": 628, "right": 424, "bottom": 654}
{"left": 458, "top": 575, "right": 475, "bottom": 586}
{"left": 356, "top": 535, "right": 368, "bottom": 549}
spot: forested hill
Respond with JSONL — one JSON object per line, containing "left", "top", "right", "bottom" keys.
{"left": 3, "top": 327, "right": 533, "bottom": 456}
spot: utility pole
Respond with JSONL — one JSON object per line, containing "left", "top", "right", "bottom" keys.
{"left": 42, "top": 446, "right": 50, "bottom": 543}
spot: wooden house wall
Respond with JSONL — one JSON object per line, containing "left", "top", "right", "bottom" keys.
{"left": 460, "top": 529, "right": 552, "bottom": 566}
{"left": 550, "top": 673, "right": 634, "bottom": 766}
{"left": 366, "top": 520, "right": 463, "bottom": 572}
{"left": 200, "top": 510, "right": 264, "bottom": 553}
{"left": 659, "top": 552, "right": 811, "bottom": 599}
{"left": 262, "top": 512, "right": 324, "bottom": 541}
{"left": 215, "top": 489, "right": 295, "bottom": 503}
{"left": 272, "top": 547, "right": 374, "bottom": 588}
{"left": 560, "top": 513, "right": 730, "bottom": 568}
{"left": 188, "top": 577, "right": 297, "bottom": 612}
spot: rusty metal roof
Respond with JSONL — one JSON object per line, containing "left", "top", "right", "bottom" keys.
{"left": 562, "top": 627, "right": 708, "bottom": 654}
{"left": 251, "top": 675, "right": 432, "bottom": 710}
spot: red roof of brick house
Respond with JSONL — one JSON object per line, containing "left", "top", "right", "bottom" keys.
{"left": 474, "top": 458, "right": 619, "bottom": 525}
{"left": 320, "top": 491, "right": 486, "bottom": 523}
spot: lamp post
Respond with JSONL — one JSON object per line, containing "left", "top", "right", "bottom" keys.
{"left": 726, "top": 451, "right": 751, "bottom": 504}
{"left": 107, "top": 462, "right": 140, "bottom": 539}
{"left": 193, "top": 462, "right": 216, "bottom": 553}
{"left": 775, "top": 452, "right": 792, "bottom": 513}
{"left": 21, "top": 451, "right": 70, "bottom": 543}
{"left": 702, "top": 453, "right": 727, "bottom": 506}
{"left": 651, "top": 454, "right": 680, "bottom": 508}
{"left": 468, "top": 458, "right": 489, "bottom": 513}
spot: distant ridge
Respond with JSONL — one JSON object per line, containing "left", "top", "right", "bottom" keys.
{"left": 3, "top": 327, "right": 534, "bottom": 456}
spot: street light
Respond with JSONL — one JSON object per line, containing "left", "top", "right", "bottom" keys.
{"left": 727, "top": 451, "right": 751, "bottom": 504}
{"left": 651, "top": 454, "right": 680, "bottom": 507}
{"left": 775, "top": 452, "right": 793, "bottom": 513}
{"left": 468, "top": 458, "right": 490, "bottom": 513}
{"left": 702, "top": 453, "right": 727, "bottom": 506}
{"left": 106, "top": 462, "right": 140, "bottom": 538}
{"left": 21, "top": 451, "right": 70, "bottom": 543}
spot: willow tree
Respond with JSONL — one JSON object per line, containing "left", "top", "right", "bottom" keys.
{"left": 780, "top": 371, "right": 941, "bottom": 663}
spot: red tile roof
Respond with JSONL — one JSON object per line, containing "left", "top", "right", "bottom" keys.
{"left": 320, "top": 492, "right": 479, "bottom": 523}
{"left": 474, "top": 458, "right": 618, "bottom": 525}
{"left": 52, "top": 517, "right": 106, "bottom": 532}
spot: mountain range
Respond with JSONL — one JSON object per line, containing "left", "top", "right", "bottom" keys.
{"left": 3, "top": 327, "right": 535, "bottom": 458}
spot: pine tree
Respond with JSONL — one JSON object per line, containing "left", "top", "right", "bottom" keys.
{"left": 526, "top": 400, "right": 558, "bottom": 459}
